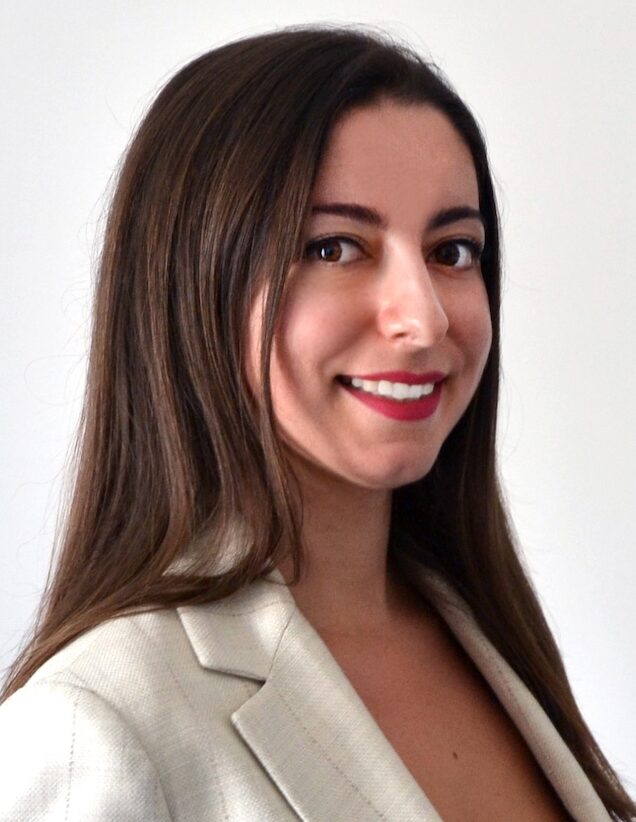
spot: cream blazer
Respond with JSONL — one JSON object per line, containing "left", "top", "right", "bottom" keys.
{"left": 0, "top": 555, "right": 609, "bottom": 821}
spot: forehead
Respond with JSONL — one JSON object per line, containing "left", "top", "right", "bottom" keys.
{"left": 312, "top": 101, "right": 478, "bottom": 212}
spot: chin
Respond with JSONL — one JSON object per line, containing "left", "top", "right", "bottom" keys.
{"left": 349, "top": 455, "right": 439, "bottom": 491}
{"left": 285, "top": 441, "right": 441, "bottom": 493}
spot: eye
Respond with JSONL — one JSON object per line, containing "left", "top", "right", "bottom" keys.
{"left": 303, "top": 235, "right": 364, "bottom": 265}
{"left": 430, "top": 239, "right": 483, "bottom": 270}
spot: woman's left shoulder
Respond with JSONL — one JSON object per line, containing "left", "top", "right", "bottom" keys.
{"left": 29, "top": 607, "right": 189, "bottom": 695}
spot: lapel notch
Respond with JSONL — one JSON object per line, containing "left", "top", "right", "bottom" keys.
{"left": 179, "top": 569, "right": 441, "bottom": 821}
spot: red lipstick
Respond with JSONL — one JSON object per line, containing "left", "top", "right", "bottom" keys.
{"left": 337, "top": 372, "right": 446, "bottom": 422}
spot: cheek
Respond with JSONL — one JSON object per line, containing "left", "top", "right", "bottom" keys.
{"left": 274, "top": 285, "right": 364, "bottom": 385}
{"left": 451, "top": 281, "right": 492, "bottom": 371}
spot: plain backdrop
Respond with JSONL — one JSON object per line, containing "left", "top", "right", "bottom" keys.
{"left": 2, "top": 0, "right": 635, "bottom": 791}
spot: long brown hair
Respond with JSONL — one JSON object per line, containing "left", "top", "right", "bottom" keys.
{"left": 3, "top": 23, "right": 633, "bottom": 819}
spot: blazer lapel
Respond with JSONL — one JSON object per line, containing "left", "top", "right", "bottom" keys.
{"left": 178, "top": 558, "right": 609, "bottom": 822}
{"left": 178, "top": 569, "right": 441, "bottom": 821}
{"left": 394, "top": 551, "right": 610, "bottom": 822}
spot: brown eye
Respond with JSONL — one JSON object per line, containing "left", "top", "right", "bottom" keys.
{"left": 304, "top": 236, "right": 363, "bottom": 264}
{"left": 431, "top": 240, "right": 482, "bottom": 269}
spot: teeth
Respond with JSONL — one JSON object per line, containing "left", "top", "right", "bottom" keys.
{"left": 349, "top": 377, "right": 436, "bottom": 401}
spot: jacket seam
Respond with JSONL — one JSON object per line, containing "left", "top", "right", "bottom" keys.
{"left": 34, "top": 676, "right": 174, "bottom": 821}
{"left": 64, "top": 687, "right": 80, "bottom": 821}
{"left": 271, "top": 679, "right": 388, "bottom": 820}
{"left": 130, "top": 618, "right": 232, "bottom": 822}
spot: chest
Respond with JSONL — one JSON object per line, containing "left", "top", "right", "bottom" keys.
{"left": 319, "top": 619, "right": 572, "bottom": 822}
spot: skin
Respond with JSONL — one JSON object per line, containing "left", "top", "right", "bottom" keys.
{"left": 246, "top": 100, "right": 492, "bottom": 637}
{"left": 246, "top": 104, "right": 572, "bottom": 820}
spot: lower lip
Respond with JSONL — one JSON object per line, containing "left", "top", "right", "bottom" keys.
{"left": 339, "top": 380, "right": 444, "bottom": 421}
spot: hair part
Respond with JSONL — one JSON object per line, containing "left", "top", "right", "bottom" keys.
{"left": 3, "top": 23, "right": 633, "bottom": 819}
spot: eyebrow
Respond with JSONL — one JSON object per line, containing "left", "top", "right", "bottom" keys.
{"left": 310, "top": 202, "right": 486, "bottom": 232}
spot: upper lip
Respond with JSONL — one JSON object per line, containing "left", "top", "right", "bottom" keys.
{"left": 339, "top": 371, "right": 447, "bottom": 385}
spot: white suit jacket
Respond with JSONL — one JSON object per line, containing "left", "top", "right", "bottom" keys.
{"left": 0, "top": 555, "right": 609, "bottom": 821}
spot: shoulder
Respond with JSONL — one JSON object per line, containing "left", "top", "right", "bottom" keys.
{"left": 0, "top": 610, "right": 191, "bottom": 821}
{"left": 0, "top": 677, "right": 172, "bottom": 821}
{"left": 0, "top": 578, "right": 293, "bottom": 821}
{"left": 0, "top": 601, "right": 255, "bottom": 739}
{"left": 29, "top": 608, "right": 201, "bottom": 705}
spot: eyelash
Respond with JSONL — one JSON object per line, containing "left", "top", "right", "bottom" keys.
{"left": 302, "top": 235, "right": 484, "bottom": 269}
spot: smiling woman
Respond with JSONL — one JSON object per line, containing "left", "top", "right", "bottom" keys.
{"left": 0, "top": 23, "right": 634, "bottom": 822}
{"left": 246, "top": 103, "right": 492, "bottom": 493}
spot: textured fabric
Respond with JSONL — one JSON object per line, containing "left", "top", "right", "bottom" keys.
{"left": 0, "top": 559, "right": 610, "bottom": 821}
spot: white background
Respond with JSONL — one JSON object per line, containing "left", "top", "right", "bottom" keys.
{"left": 2, "top": 0, "right": 635, "bottom": 791}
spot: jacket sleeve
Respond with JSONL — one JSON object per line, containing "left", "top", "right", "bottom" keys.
{"left": 0, "top": 680, "right": 172, "bottom": 821}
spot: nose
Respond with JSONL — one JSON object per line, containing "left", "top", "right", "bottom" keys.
{"left": 375, "top": 253, "right": 450, "bottom": 348}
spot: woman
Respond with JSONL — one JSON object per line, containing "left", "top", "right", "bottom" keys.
{"left": 0, "top": 23, "right": 633, "bottom": 821}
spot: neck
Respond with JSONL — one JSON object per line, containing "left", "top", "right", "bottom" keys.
{"left": 276, "top": 460, "right": 418, "bottom": 637}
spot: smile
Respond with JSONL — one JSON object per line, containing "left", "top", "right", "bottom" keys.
{"left": 339, "top": 376, "right": 435, "bottom": 402}
{"left": 336, "top": 375, "right": 444, "bottom": 422}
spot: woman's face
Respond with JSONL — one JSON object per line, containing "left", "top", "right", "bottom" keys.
{"left": 247, "top": 100, "right": 492, "bottom": 492}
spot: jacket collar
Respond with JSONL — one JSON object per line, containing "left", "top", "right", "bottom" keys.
{"left": 177, "top": 556, "right": 609, "bottom": 822}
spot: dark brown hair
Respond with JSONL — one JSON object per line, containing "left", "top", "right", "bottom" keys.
{"left": 3, "top": 23, "right": 633, "bottom": 819}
